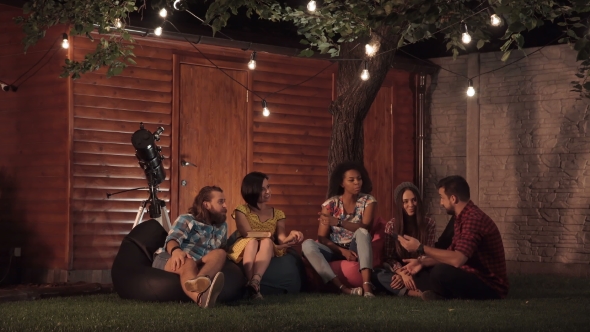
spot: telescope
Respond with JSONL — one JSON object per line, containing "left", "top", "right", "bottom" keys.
{"left": 106, "top": 123, "right": 172, "bottom": 231}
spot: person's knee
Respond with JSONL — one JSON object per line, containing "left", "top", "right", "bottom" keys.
{"left": 259, "top": 238, "right": 274, "bottom": 251}
{"left": 430, "top": 264, "right": 455, "bottom": 283}
{"left": 207, "top": 249, "right": 227, "bottom": 261}
{"left": 354, "top": 227, "right": 370, "bottom": 240}
{"left": 301, "top": 239, "right": 318, "bottom": 254}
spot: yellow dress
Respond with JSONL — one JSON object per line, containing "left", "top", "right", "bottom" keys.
{"left": 227, "top": 204, "right": 287, "bottom": 263}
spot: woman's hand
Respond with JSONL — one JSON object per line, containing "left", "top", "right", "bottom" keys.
{"left": 287, "top": 230, "right": 304, "bottom": 243}
{"left": 318, "top": 212, "right": 339, "bottom": 226}
{"left": 400, "top": 273, "right": 417, "bottom": 291}
{"left": 390, "top": 274, "right": 404, "bottom": 289}
{"left": 340, "top": 249, "right": 358, "bottom": 261}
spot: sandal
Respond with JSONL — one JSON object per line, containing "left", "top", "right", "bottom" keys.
{"left": 363, "top": 282, "right": 376, "bottom": 298}
{"left": 247, "top": 274, "right": 263, "bottom": 300}
{"left": 340, "top": 284, "right": 363, "bottom": 296}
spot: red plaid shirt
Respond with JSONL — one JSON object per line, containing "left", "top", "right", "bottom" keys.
{"left": 384, "top": 217, "right": 436, "bottom": 270}
{"left": 450, "top": 201, "right": 509, "bottom": 298}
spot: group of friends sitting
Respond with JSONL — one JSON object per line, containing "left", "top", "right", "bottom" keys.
{"left": 151, "top": 161, "right": 508, "bottom": 308}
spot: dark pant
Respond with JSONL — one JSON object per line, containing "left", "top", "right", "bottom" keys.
{"left": 414, "top": 264, "right": 500, "bottom": 300}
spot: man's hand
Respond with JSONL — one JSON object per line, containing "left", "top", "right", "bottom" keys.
{"left": 402, "top": 258, "right": 423, "bottom": 275}
{"left": 390, "top": 274, "right": 404, "bottom": 289}
{"left": 398, "top": 234, "right": 421, "bottom": 252}
{"left": 169, "top": 249, "right": 186, "bottom": 271}
{"left": 341, "top": 249, "right": 358, "bottom": 261}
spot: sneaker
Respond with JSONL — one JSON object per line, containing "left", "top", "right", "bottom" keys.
{"left": 184, "top": 276, "right": 211, "bottom": 293}
{"left": 421, "top": 290, "right": 445, "bottom": 301}
{"left": 197, "top": 272, "right": 224, "bottom": 308}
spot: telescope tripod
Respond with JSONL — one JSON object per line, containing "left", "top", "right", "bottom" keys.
{"left": 132, "top": 197, "right": 172, "bottom": 232}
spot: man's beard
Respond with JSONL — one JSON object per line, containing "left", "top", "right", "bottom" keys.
{"left": 444, "top": 205, "right": 454, "bottom": 216}
{"left": 209, "top": 210, "right": 227, "bottom": 225}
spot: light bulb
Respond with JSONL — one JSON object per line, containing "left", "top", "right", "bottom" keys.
{"left": 154, "top": 26, "right": 163, "bottom": 36}
{"left": 466, "top": 80, "right": 475, "bottom": 97}
{"left": 173, "top": 0, "right": 182, "bottom": 10}
{"left": 365, "top": 44, "right": 376, "bottom": 57}
{"left": 462, "top": 32, "right": 471, "bottom": 44}
{"left": 307, "top": 1, "right": 317, "bottom": 12}
{"left": 114, "top": 18, "right": 122, "bottom": 28}
{"left": 262, "top": 100, "right": 270, "bottom": 116}
{"left": 61, "top": 33, "right": 69, "bottom": 49}
{"left": 248, "top": 51, "right": 257, "bottom": 70}
{"left": 490, "top": 14, "right": 502, "bottom": 26}
{"left": 361, "top": 69, "right": 370, "bottom": 81}
{"left": 159, "top": 8, "right": 168, "bottom": 18}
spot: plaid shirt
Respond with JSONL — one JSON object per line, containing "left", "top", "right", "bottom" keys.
{"left": 383, "top": 217, "right": 436, "bottom": 270}
{"left": 155, "top": 214, "right": 227, "bottom": 261}
{"left": 450, "top": 201, "right": 509, "bottom": 298}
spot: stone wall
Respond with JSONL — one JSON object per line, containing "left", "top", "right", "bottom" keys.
{"left": 425, "top": 44, "right": 590, "bottom": 275}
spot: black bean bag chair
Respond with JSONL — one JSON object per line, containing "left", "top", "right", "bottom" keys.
{"left": 111, "top": 219, "right": 303, "bottom": 302}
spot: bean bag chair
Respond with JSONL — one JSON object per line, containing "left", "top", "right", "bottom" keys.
{"left": 111, "top": 219, "right": 302, "bottom": 302}
{"left": 302, "top": 217, "right": 387, "bottom": 291}
{"left": 225, "top": 230, "right": 304, "bottom": 295}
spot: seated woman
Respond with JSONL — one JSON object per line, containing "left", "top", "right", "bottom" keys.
{"left": 302, "top": 161, "right": 377, "bottom": 297}
{"left": 374, "top": 182, "right": 436, "bottom": 297}
{"left": 226, "top": 172, "right": 304, "bottom": 299}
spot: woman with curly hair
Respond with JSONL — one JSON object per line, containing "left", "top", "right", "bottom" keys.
{"left": 302, "top": 161, "right": 377, "bottom": 297}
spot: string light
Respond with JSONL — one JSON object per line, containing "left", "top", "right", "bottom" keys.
{"left": 262, "top": 100, "right": 270, "bottom": 117}
{"left": 159, "top": 8, "right": 168, "bottom": 18}
{"left": 154, "top": 26, "right": 163, "bottom": 36}
{"left": 248, "top": 51, "right": 257, "bottom": 70}
{"left": 360, "top": 61, "right": 370, "bottom": 81}
{"left": 490, "top": 14, "right": 502, "bottom": 26}
{"left": 307, "top": 1, "right": 317, "bottom": 12}
{"left": 173, "top": 0, "right": 182, "bottom": 10}
{"left": 61, "top": 33, "right": 69, "bottom": 49}
{"left": 365, "top": 43, "right": 377, "bottom": 57}
{"left": 114, "top": 18, "right": 122, "bottom": 28}
{"left": 466, "top": 79, "right": 475, "bottom": 97}
{"left": 461, "top": 24, "right": 472, "bottom": 44}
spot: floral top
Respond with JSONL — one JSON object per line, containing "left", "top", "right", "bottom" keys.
{"left": 322, "top": 193, "right": 377, "bottom": 247}
{"left": 155, "top": 214, "right": 227, "bottom": 261}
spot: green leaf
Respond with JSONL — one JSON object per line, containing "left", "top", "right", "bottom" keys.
{"left": 495, "top": 6, "right": 512, "bottom": 15}
{"left": 508, "top": 22, "right": 526, "bottom": 33}
{"left": 299, "top": 49, "right": 314, "bottom": 57}
{"left": 525, "top": 18, "right": 537, "bottom": 30}
{"left": 574, "top": 38, "right": 588, "bottom": 51}
{"left": 568, "top": 17, "right": 581, "bottom": 22}
{"left": 572, "top": 23, "right": 586, "bottom": 28}
{"left": 515, "top": 34, "right": 525, "bottom": 48}
{"left": 300, "top": 39, "right": 310, "bottom": 45}
{"left": 477, "top": 39, "right": 486, "bottom": 49}
{"left": 567, "top": 29, "right": 578, "bottom": 39}
{"left": 578, "top": 49, "right": 590, "bottom": 62}
{"left": 501, "top": 51, "right": 512, "bottom": 62}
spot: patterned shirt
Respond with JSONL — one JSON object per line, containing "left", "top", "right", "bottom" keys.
{"left": 450, "top": 201, "right": 509, "bottom": 298}
{"left": 323, "top": 194, "right": 377, "bottom": 246}
{"left": 155, "top": 214, "right": 227, "bottom": 261}
{"left": 384, "top": 217, "right": 436, "bottom": 270}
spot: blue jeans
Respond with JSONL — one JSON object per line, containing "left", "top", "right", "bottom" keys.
{"left": 372, "top": 268, "right": 407, "bottom": 296}
{"left": 301, "top": 228, "right": 373, "bottom": 283}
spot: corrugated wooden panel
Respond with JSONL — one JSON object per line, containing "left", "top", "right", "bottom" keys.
{"left": 0, "top": 4, "right": 69, "bottom": 270}
{"left": 250, "top": 52, "right": 334, "bottom": 241}
{"left": 71, "top": 36, "right": 175, "bottom": 270}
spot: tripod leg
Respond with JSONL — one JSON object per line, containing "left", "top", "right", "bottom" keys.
{"left": 132, "top": 200, "right": 149, "bottom": 229}
{"left": 161, "top": 205, "right": 172, "bottom": 232}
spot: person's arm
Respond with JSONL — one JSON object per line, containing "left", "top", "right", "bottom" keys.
{"left": 383, "top": 220, "right": 404, "bottom": 271}
{"left": 234, "top": 209, "right": 253, "bottom": 237}
{"left": 398, "top": 234, "right": 469, "bottom": 268}
{"left": 276, "top": 218, "right": 304, "bottom": 245}
{"left": 317, "top": 205, "right": 346, "bottom": 254}
{"left": 164, "top": 216, "right": 191, "bottom": 252}
{"left": 340, "top": 201, "right": 376, "bottom": 232}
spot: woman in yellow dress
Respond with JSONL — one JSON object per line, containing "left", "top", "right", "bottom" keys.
{"left": 227, "top": 172, "right": 304, "bottom": 299}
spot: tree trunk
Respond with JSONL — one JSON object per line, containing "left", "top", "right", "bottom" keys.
{"left": 327, "top": 28, "right": 399, "bottom": 175}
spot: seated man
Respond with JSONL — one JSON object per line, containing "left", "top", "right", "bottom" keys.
{"left": 398, "top": 175, "right": 508, "bottom": 300}
{"left": 152, "top": 185, "right": 228, "bottom": 308}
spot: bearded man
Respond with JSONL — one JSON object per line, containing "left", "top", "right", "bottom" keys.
{"left": 152, "top": 185, "right": 228, "bottom": 308}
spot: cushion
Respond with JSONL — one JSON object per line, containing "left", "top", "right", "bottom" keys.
{"left": 111, "top": 219, "right": 245, "bottom": 302}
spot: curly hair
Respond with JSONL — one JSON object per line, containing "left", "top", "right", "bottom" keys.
{"left": 327, "top": 161, "right": 372, "bottom": 198}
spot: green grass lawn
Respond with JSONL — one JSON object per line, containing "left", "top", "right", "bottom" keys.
{"left": 1, "top": 275, "right": 589, "bottom": 331}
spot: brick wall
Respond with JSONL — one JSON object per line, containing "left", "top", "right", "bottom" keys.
{"left": 426, "top": 44, "right": 590, "bottom": 275}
